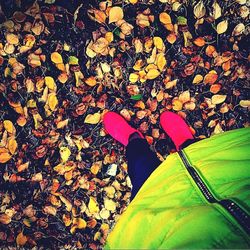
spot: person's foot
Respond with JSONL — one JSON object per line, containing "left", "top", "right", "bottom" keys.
{"left": 160, "top": 111, "right": 194, "bottom": 151}
{"left": 103, "top": 111, "right": 144, "bottom": 146}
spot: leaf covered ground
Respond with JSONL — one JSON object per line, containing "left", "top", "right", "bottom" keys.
{"left": 0, "top": 0, "right": 249, "bottom": 249}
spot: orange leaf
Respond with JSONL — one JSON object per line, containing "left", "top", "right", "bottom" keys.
{"left": 16, "top": 232, "right": 27, "bottom": 246}
{"left": 0, "top": 214, "right": 11, "bottom": 224}
{"left": 51, "top": 52, "right": 63, "bottom": 64}
{"left": 0, "top": 152, "right": 12, "bottom": 163}
{"left": 194, "top": 37, "right": 205, "bottom": 47}
{"left": 205, "top": 45, "right": 216, "bottom": 57}
{"left": 159, "top": 12, "right": 171, "bottom": 25}
{"left": 166, "top": 33, "right": 177, "bottom": 44}
{"left": 204, "top": 71, "right": 218, "bottom": 84}
{"left": 85, "top": 76, "right": 97, "bottom": 87}
{"left": 17, "top": 116, "right": 27, "bottom": 127}
{"left": 94, "top": 9, "right": 107, "bottom": 24}
{"left": 210, "top": 84, "right": 221, "bottom": 94}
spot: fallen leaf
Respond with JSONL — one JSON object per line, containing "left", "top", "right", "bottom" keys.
{"left": 194, "top": 37, "right": 205, "bottom": 47}
{"left": 88, "top": 197, "right": 99, "bottom": 214}
{"left": 73, "top": 218, "right": 86, "bottom": 229}
{"left": 16, "top": 232, "right": 27, "bottom": 246}
{"left": 60, "top": 147, "right": 71, "bottom": 162}
{"left": 210, "top": 84, "right": 221, "bottom": 94}
{"left": 8, "top": 138, "right": 18, "bottom": 155}
{"left": 194, "top": 1, "right": 206, "bottom": 19}
{"left": 217, "top": 20, "right": 228, "bottom": 34}
{"left": 129, "top": 73, "right": 139, "bottom": 83}
{"left": 3, "top": 120, "right": 15, "bottom": 134}
{"left": 0, "top": 214, "right": 11, "bottom": 224}
{"left": 232, "top": 23, "right": 245, "bottom": 36}
{"left": 166, "top": 33, "right": 177, "bottom": 44}
{"left": 212, "top": 1, "right": 222, "bottom": 20}
{"left": 239, "top": 100, "right": 250, "bottom": 108}
{"left": 211, "top": 94, "right": 227, "bottom": 105}
{"left": 0, "top": 152, "right": 12, "bottom": 163}
{"left": 48, "top": 93, "right": 58, "bottom": 111}
{"left": 172, "top": 99, "right": 183, "bottom": 111}
{"left": 84, "top": 113, "right": 101, "bottom": 124}
{"left": 6, "top": 33, "right": 19, "bottom": 45}
{"left": 193, "top": 74, "right": 203, "bottom": 84}
{"left": 109, "top": 6, "right": 124, "bottom": 24}
{"left": 179, "top": 90, "right": 191, "bottom": 103}
{"left": 146, "top": 69, "right": 160, "bottom": 80}
{"left": 104, "top": 198, "right": 116, "bottom": 212}
{"left": 91, "top": 161, "right": 102, "bottom": 175}
{"left": 204, "top": 71, "right": 218, "bottom": 84}
{"left": 59, "top": 195, "right": 72, "bottom": 212}
{"left": 43, "top": 205, "right": 57, "bottom": 216}
{"left": 51, "top": 52, "right": 63, "bottom": 64}
{"left": 156, "top": 53, "right": 167, "bottom": 71}
{"left": 85, "top": 76, "right": 97, "bottom": 87}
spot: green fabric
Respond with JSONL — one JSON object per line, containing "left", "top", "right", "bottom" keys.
{"left": 105, "top": 128, "right": 250, "bottom": 249}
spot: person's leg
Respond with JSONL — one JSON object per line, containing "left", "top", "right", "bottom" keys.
{"left": 103, "top": 112, "right": 161, "bottom": 200}
{"left": 126, "top": 136, "right": 161, "bottom": 200}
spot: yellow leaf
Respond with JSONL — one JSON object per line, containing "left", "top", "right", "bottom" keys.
{"left": 45, "top": 76, "right": 56, "bottom": 91}
{"left": 172, "top": 99, "right": 183, "bottom": 111}
{"left": 212, "top": 1, "right": 222, "bottom": 20}
{"left": 232, "top": 23, "right": 245, "bottom": 36}
{"left": 156, "top": 53, "right": 166, "bottom": 72}
{"left": 60, "top": 146, "right": 71, "bottom": 162}
{"left": 239, "top": 100, "right": 250, "bottom": 108}
{"left": 91, "top": 161, "right": 102, "bottom": 175}
{"left": 153, "top": 37, "right": 164, "bottom": 51}
{"left": 109, "top": 6, "right": 124, "bottom": 24}
{"left": 104, "top": 198, "right": 116, "bottom": 212}
{"left": 8, "top": 138, "right": 18, "bottom": 155}
{"left": 129, "top": 0, "right": 138, "bottom": 4}
{"left": 211, "top": 95, "right": 227, "bottom": 105}
{"left": 16, "top": 232, "right": 27, "bottom": 246}
{"left": 146, "top": 69, "right": 160, "bottom": 80}
{"left": 159, "top": 12, "right": 171, "bottom": 25}
{"left": 179, "top": 90, "right": 191, "bottom": 103}
{"left": 88, "top": 197, "right": 99, "bottom": 214}
{"left": 165, "top": 79, "right": 177, "bottom": 89}
{"left": 129, "top": 73, "right": 139, "bottom": 83}
{"left": 51, "top": 52, "right": 63, "bottom": 64}
{"left": 57, "top": 119, "right": 69, "bottom": 129}
{"left": 3, "top": 120, "right": 15, "bottom": 134}
{"left": 194, "top": 1, "right": 206, "bottom": 19}
{"left": 6, "top": 33, "right": 19, "bottom": 45}
{"left": 59, "top": 195, "right": 72, "bottom": 212}
{"left": 193, "top": 74, "right": 203, "bottom": 84}
{"left": 85, "top": 76, "right": 97, "bottom": 87}
{"left": 73, "top": 218, "right": 86, "bottom": 229}
{"left": 84, "top": 113, "right": 101, "bottom": 124}
{"left": 105, "top": 32, "right": 114, "bottom": 43}
{"left": 217, "top": 20, "right": 228, "bottom": 34}
{"left": 48, "top": 93, "right": 58, "bottom": 111}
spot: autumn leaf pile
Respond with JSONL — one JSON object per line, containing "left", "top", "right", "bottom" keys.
{"left": 0, "top": 0, "right": 249, "bottom": 249}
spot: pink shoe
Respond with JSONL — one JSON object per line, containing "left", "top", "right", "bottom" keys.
{"left": 103, "top": 111, "right": 144, "bottom": 146}
{"left": 160, "top": 111, "right": 194, "bottom": 151}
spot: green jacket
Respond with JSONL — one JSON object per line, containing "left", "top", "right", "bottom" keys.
{"left": 105, "top": 128, "right": 250, "bottom": 249}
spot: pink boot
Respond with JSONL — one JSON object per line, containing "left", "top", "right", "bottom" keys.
{"left": 160, "top": 111, "right": 194, "bottom": 151}
{"left": 103, "top": 111, "right": 144, "bottom": 146}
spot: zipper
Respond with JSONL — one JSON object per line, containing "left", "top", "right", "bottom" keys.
{"left": 178, "top": 150, "right": 250, "bottom": 235}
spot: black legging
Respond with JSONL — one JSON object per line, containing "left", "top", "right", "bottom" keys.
{"left": 126, "top": 138, "right": 199, "bottom": 200}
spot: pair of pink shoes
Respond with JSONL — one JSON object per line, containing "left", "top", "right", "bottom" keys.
{"left": 103, "top": 111, "right": 194, "bottom": 151}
